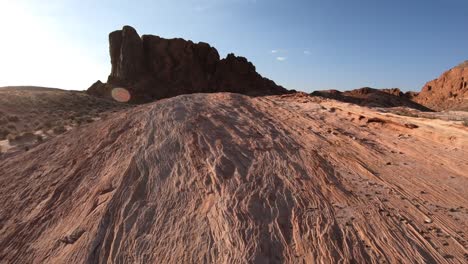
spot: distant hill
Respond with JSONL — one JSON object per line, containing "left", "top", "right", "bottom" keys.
{"left": 312, "top": 61, "right": 468, "bottom": 112}
{"left": 311, "top": 87, "right": 431, "bottom": 111}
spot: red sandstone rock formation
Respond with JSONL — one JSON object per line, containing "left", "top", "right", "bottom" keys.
{"left": 87, "top": 26, "right": 288, "bottom": 103}
{"left": 1, "top": 93, "right": 467, "bottom": 263}
{"left": 414, "top": 61, "right": 468, "bottom": 111}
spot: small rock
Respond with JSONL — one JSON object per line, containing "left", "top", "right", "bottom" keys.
{"left": 404, "top": 123, "right": 419, "bottom": 129}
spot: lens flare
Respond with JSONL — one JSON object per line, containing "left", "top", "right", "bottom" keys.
{"left": 111, "top": 88, "right": 131, "bottom": 103}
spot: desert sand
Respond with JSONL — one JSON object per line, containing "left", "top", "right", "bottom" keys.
{"left": 0, "top": 93, "right": 466, "bottom": 263}
{"left": 0, "top": 86, "right": 128, "bottom": 155}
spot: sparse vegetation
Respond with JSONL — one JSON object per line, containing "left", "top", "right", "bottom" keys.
{"left": 0, "top": 87, "right": 129, "bottom": 153}
{"left": 462, "top": 119, "right": 468, "bottom": 127}
{"left": 7, "top": 115, "right": 19, "bottom": 122}
{"left": 393, "top": 110, "right": 419, "bottom": 118}
{"left": 53, "top": 126, "right": 67, "bottom": 135}
{"left": 0, "top": 128, "right": 10, "bottom": 140}
{"left": 43, "top": 121, "right": 53, "bottom": 129}
{"left": 7, "top": 133, "right": 17, "bottom": 142}
{"left": 7, "top": 132, "right": 35, "bottom": 143}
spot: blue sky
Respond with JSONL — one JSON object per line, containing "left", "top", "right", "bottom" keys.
{"left": 1, "top": 0, "right": 467, "bottom": 92}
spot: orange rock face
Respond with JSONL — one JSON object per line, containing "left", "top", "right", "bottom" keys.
{"left": 415, "top": 61, "right": 468, "bottom": 111}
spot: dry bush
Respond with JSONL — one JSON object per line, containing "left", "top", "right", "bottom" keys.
{"left": 0, "top": 128, "right": 10, "bottom": 140}
{"left": 43, "top": 121, "right": 53, "bottom": 129}
{"left": 7, "top": 133, "right": 17, "bottom": 142}
{"left": 76, "top": 116, "right": 94, "bottom": 125}
{"left": 462, "top": 119, "right": 468, "bottom": 127}
{"left": 34, "top": 121, "right": 42, "bottom": 130}
{"left": 7, "top": 115, "right": 20, "bottom": 122}
{"left": 8, "top": 132, "right": 35, "bottom": 143}
{"left": 53, "top": 126, "right": 67, "bottom": 135}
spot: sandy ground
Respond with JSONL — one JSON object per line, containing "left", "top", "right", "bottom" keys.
{"left": 0, "top": 86, "right": 129, "bottom": 155}
{"left": 0, "top": 93, "right": 466, "bottom": 263}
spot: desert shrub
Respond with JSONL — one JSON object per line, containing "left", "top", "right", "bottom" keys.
{"left": 43, "top": 121, "right": 53, "bottom": 129}
{"left": 33, "top": 121, "right": 42, "bottom": 130}
{"left": 7, "top": 124, "right": 16, "bottom": 130}
{"left": 36, "top": 134, "right": 44, "bottom": 142}
{"left": 0, "top": 128, "right": 10, "bottom": 140}
{"left": 0, "top": 117, "right": 7, "bottom": 125}
{"left": 8, "top": 132, "right": 35, "bottom": 143}
{"left": 7, "top": 115, "right": 19, "bottom": 122}
{"left": 462, "top": 119, "right": 468, "bottom": 127}
{"left": 53, "top": 126, "right": 67, "bottom": 134}
{"left": 77, "top": 116, "right": 94, "bottom": 124}
{"left": 7, "top": 133, "right": 17, "bottom": 142}
{"left": 394, "top": 110, "right": 419, "bottom": 118}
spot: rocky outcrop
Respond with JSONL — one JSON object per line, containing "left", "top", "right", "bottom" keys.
{"left": 1, "top": 93, "right": 467, "bottom": 262}
{"left": 312, "top": 87, "right": 431, "bottom": 111}
{"left": 414, "top": 61, "right": 468, "bottom": 111}
{"left": 88, "top": 26, "right": 288, "bottom": 103}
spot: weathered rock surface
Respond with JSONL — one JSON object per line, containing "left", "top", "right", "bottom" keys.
{"left": 312, "top": 87, "right": 431, "bottom": 111}
{"left": 1, "top": 93, "right": 467, "bottom": 263}
{"left": 414, "top": 61, "right": 468, "bottom": 111}
{"left": 87, "top": 26, "right": 288, "bottom": 103}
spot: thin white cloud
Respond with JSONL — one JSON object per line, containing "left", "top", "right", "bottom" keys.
{"left": 271, "top": 50, "right": 279, "bottom": 54}
{"left": 304, "top": 50, "right": 311, "bottom": 55}
{"left": 276, "top": 57, "right": 287, "bottom": 61}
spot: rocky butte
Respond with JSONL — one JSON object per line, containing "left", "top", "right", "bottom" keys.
{"left": 88, "top": 26, "right": 289, "bottom": 103}
{"left": 414, "top": 61, "right": 468, "bottom": 111}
